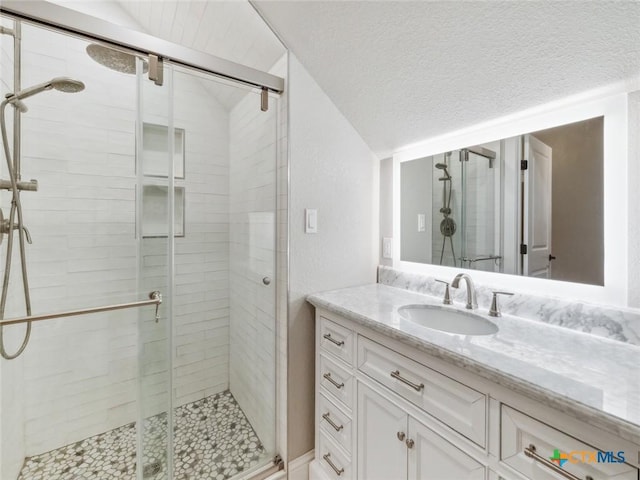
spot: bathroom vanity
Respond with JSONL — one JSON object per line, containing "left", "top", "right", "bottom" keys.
{"left": 307, "top": 283, "right": 640, "bottom": 480}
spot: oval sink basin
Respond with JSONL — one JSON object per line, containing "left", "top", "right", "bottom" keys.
{"left": 398, "top": 304, "right": 498, "bottom": 335}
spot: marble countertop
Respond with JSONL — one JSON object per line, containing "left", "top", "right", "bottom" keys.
{"left": 307, "top": 284, "right": 640, "bottom": 445}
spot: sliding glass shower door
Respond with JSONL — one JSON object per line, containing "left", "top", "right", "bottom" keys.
{"left": 137, "top": 62, "right": 279, "bottom": 479}
{"left": 0, "top": 15, "right": 280, "bottom": 480}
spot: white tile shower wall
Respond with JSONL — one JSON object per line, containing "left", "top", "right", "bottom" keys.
{"left": 11, "top": 25, "right": 140, "bottom": 456}
{"left": 228, "top": 56, "right": 283, "bottom": 454}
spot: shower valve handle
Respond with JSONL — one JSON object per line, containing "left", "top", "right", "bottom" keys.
{"left": 434, "top": 279, "right": 452, "bottom": 305}
{"left": 1, "top": 219, "right": 32, "bottom": 244}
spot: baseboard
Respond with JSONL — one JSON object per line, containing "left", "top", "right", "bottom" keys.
{"left": 287, "top": 450, "right": 314, "bottom": 480}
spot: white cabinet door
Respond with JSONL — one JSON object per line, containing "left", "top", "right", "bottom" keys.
{"left": 357, "top": 383, "right": 408, "bottom": 480}
{"left": 408, "top": 417, "right": 485, "bottom": 480}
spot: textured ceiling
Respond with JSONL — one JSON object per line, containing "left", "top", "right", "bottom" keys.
{"left": 254, "top": 1, "right": 640, "bottom": 158}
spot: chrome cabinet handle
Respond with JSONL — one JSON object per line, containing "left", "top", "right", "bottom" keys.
{"left": 524, "top": 444, "right": 593, "bottom": 480}
{"left": 322, "top": 453, "right": 344, "bottom": 476}
{"left": 323, "top": 372, "right": 345, "bottom": 389}
{"left": 390, "top": 370, "right": 425, "bottom": 392}
{"left": 397, "top": 431, "right": 406, "bottom": 441}
{"left": 323, "top": 333, "right": 344, "bottom": 347}
{"left": 406, "top": 438, "right": 415, "bottom": 449}
{"left": 322, "top": 412, "right": 344, "bottom": 432}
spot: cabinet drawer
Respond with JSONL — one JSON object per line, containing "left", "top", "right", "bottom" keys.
{"left": 320, "top": 316, "right": 354, "bottom": 366}
{"left": 501, "top": 405, "right": 638, "bottom": 480}
{"left": 319, "top": 393, "right": 352, "bottom": 454}
{"left": 358, "top": 336, "right": 486, "bottom": 447}
{"left": 319, "top": 431, "right": 353, "bottom": 480}
{"left": 320, "top": 354, "right": 355, "bottom": 411}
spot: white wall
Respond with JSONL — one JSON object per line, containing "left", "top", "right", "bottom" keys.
{"left": 629, "top": 91, "right": 640, "bottom": 307}
{"left": 287, "top": 54, "right": 378, "bottom": 460}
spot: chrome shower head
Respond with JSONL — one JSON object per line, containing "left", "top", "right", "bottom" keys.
{"left": 435, "top": 162, "right": 451, "bottom": 180}
{"left": 86, "top": 44, "right": 149, "bottom": 74}
{"left": 5, "top": 77, "right": 85, "bottom": 103}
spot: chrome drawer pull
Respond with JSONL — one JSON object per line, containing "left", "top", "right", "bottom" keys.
{"left": 323, "top": 333, "right": 345, "bottom": 347}
{"left": 524, "top": 444, "right": 594, "bottom": 480}
{"left": 390, "top": 370, "right": 425, "bottom": 392}
{"left": 323, "top": 453, "right": 344, "bottom": 476}
{"left": 323, "top": 372, "right": 345, "bottom": 389}
{"left": 322, "top": 412, "right": 344, "bottom": 432}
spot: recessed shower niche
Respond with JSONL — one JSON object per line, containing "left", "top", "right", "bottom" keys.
{"left": 141, "top": 184, "right": 185, "bottom": 238}
{"left": 142, "top": 123, "right": 185, "bottom": 178}
{"left": 140, "top": 123, "right": 186, "bottom": 237}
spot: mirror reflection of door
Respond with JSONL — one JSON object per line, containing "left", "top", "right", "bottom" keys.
{"left": 522, "top": 134, "right": 553, "bottom": 279}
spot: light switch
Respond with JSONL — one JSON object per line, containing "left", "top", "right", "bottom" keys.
{"left": 305, "top": 208, "right": 317, "bottom": 233}
{"left": 418, "top": 213, "right": 426, "bottom": 232}
{"left": 382, "top": 237, "right": 393, "bottom": 259}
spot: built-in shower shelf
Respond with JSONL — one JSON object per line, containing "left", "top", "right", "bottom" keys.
{"left": 141, "top": 184, "right": 185, "bottom": 238}
{"left": 142, "top": 123, "right": 185, "bottom": 178}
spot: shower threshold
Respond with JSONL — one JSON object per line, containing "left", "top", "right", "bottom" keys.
{"left": 17, "top": 390, "right": 266, "bottom": 480}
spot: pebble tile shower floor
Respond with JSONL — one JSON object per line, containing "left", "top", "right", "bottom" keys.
{"left": 17, "top": 391, "right": 266, "bottom": 480}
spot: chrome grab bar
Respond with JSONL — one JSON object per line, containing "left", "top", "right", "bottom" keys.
{"left": 323, "top": 333, "right": 344, "bottom": 347}
{"left": 322, "top": 453, "right": 344, "bottom": 476}
{"left": 322, "top": 412, "right": 344, "bottom": 432}
{"left": 524, "top": 444, "right": 594, "bottom": 480}
{"left": 323, "top": 372, "right": 344, "bottom": 390}
{"left": 390, "top": 370, "right": 425, "bottom": 392}
{"left": 0, "top": 291, "right": 162, "bottom": 327}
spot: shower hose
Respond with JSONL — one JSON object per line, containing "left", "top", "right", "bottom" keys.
{"left": 0, "top": 98, "right": 32, "bottom": 359}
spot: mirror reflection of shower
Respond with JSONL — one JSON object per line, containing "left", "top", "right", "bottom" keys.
{"left": 0, "top": 72, "right": 85, "bottom": 359}
{"left": 436, "top": 152, "right": 457, "bottom": 266}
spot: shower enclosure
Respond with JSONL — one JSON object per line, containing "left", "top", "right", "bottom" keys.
{"left": 429, "top": 147, "right": 501, "bottom": 273}
{"left": 0, "top": 7, "right": 284, "bottom": 480}
{"left": 400, "top": 145, "right": 501, "bottom": 272}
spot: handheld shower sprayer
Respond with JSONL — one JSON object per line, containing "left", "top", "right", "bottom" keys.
{"left": 435, "top": 162, "right": 451, "bottom": 181}
{"left": 4, "top": 77, "right": 85, "bottom": 103}
{"left": 0, "top": 76, "right": 85, "bottom": 360}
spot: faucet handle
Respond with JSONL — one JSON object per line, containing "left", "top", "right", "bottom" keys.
{"left": 434, "top": 279, "right": 452, "bottom": 305}
{"left": 489, "top": 291, "right": 514, "bottom": 317}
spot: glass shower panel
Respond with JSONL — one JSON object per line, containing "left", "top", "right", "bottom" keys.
{"left": 0, "top": 19, "right": 167, "bottom": 480}
{"left": 138, "top": 61, "right": 173, "bottom": 480}
{"left": 170, "top": 65, "right": 278, "bottom": 479}
{"left": 461, "top": 150, "right": 500, "bottom": 272}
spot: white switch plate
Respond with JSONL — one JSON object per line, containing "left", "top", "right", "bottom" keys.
{"left": 305, "top": 208, "right": 318, "bottom": 233}
{"left": 417, "top": 213, "right": 426, "bottom": 232}
{"left": 382, "top": 237, "right": 393, "bottom": 259}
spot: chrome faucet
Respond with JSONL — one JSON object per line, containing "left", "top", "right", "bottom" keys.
{"left": 451, "top": 273, "right": 478, "bottom": 309}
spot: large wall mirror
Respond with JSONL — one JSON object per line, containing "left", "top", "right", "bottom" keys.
{"left": 400, "top": 116, "right": 604, "bottom": 286}
{"left": 392, "top": 93, "right": 628, "bottom": 305}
